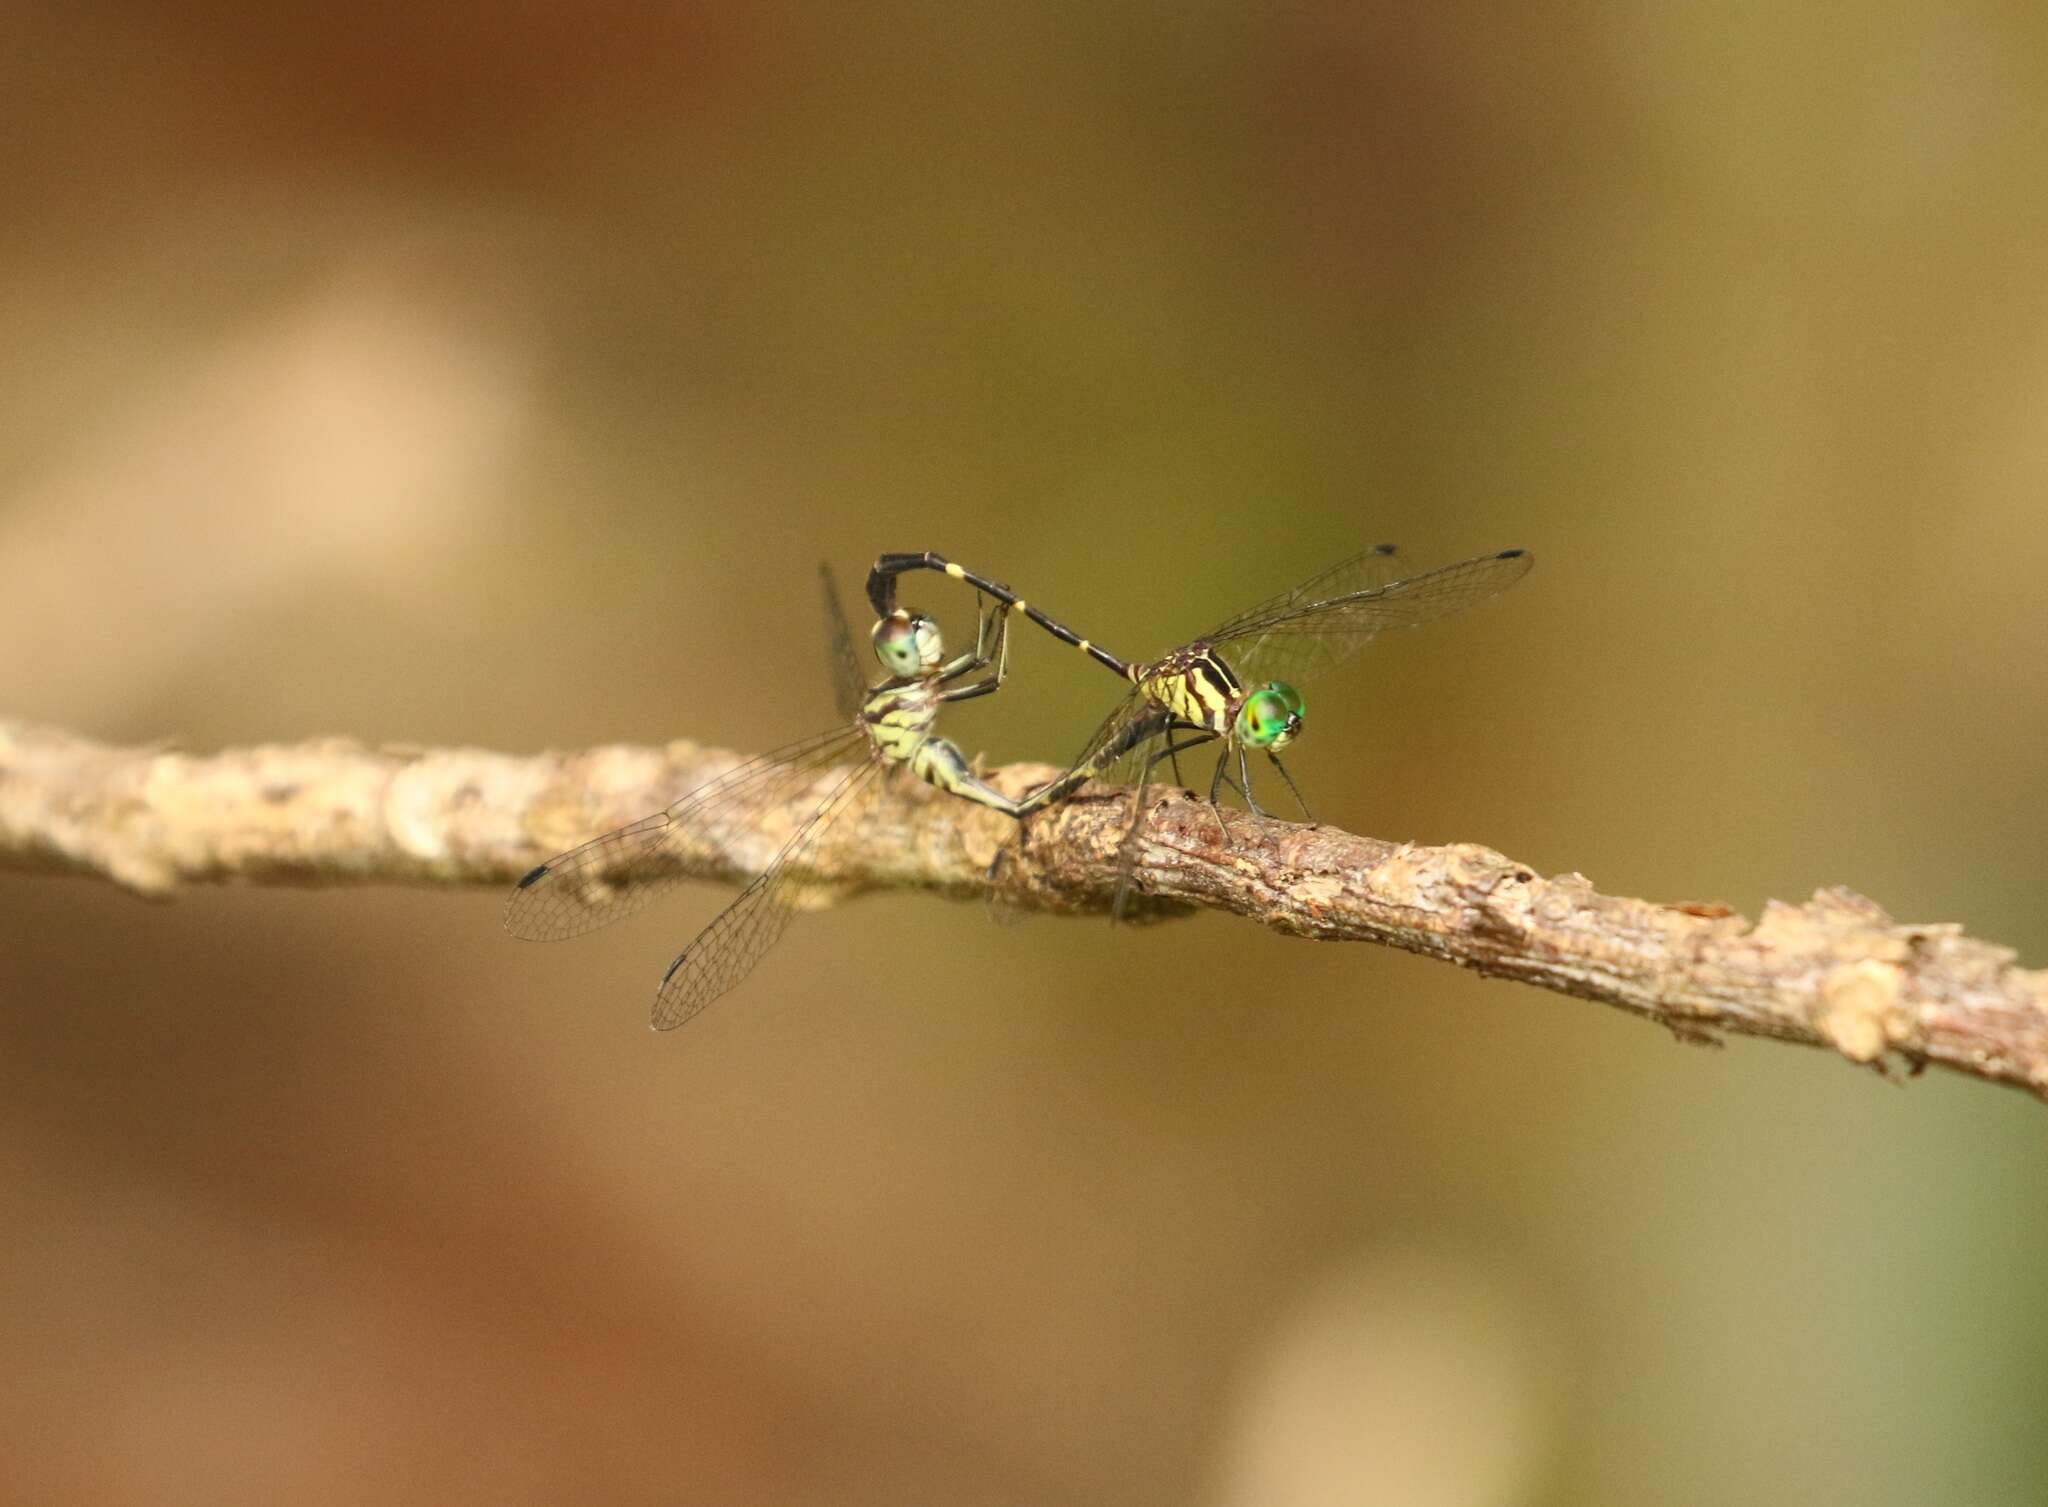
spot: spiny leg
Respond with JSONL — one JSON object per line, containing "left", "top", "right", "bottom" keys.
{"left": 1114, "top": 722, "right": 1227, "bottom": 915}
{"left": 929, "top": 605, "right": 1018, "bottom": 808}
{"left": 1267, "top": 752, "right": 1313, "bottom": 822}
{"left": 1109, "top": 743, "right": 1162, "bottom": 923}
{"left": 1236, "top": 743, "right": 1269, "bottom": 818}
{"left": 977, "top": 600, "right": 1015, "bottom": 685}
{"left": 1140, "top": 731, "right": 1219, "bottom": 792}
{"left": 938, "top": 676, "right": 1000, "bottom": 705}
{"left": 936, "top": 588, "right": 1011, "bottom": 684}
{"left": 1206, "top": 745, "right": 1239, "bottom": 847}
{"left": 968, "top": 587, "right": 1012, "bottom": 683}
{"left": 994, "top": 726, "right": 1199, "bottom": 919}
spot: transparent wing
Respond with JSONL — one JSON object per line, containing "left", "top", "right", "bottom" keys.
{"left": 503, "top": 724, "right": 867, "bottom": 943}
{"left": 1025, "top": 688, "right": 1153, "bottom": 806}
{"left": 819, "top": 562, "right": 868, "bottom": 721}
{"left": 652, "top": 757, "right": 882, "bottom": 1029}
{"left": 1215, "top": 548, "right": 1532, "bottom": 688}
{"left": 1199, "top": 542, "right": 1403, "bottom": 642}
{"left": 991, "top": 690, "right": 1188, "bottom": 922}
{"left": 1098, "top": 711, "right": 1194, "bottom": 923}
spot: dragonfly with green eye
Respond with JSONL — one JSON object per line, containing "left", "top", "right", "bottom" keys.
{"left": 505, "top": 565, "right": 1027, "bottom": 1028}
{"left": 867, "top": 544, "right": 1533, "bottom": 916}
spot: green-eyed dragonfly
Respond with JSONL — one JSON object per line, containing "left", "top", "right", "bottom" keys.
{"left": 506, "top": 565, "right": 1024, "bottom": 1027}
{"left": 868, "top": 544, "right": 1532, "bottom": 915}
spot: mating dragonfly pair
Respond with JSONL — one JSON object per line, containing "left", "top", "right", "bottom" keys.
{"left": 506, "top": 544, "right": 1533, "bottom": 1028}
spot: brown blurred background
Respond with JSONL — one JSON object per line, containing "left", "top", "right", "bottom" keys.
{"left": 5, "top": 4, "right": 2047, "bottom": 1504}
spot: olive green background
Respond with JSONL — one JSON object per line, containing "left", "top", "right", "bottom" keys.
{"left": 5, "top": 5, "right": 2046, "bottom": 1503}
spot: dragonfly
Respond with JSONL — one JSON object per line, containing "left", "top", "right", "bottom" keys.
{"left": 505, "top": 565, "right": 1027, "bottom": 1028}
{"left": 867, "top": 544, "right": 1533, "bottom": 915}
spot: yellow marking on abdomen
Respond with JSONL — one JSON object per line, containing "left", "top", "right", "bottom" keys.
{"left": 944, "top": 561, "right": 965, "bottom": 579}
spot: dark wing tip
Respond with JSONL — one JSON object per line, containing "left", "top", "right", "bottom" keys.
{"left": 515, "top": 863, "right": 550, "bottom": 889}
{"left": 1496, "top": 547, "right": 1528, "bottom": 560}
{"left": 651, "top": 953, "right": 693, "bottom": 1031}
{"left": 1373, "top": 542, "right": 1397, "bottom": 555}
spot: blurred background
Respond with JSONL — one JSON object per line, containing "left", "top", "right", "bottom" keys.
{"left": 4, "top": 3, "right": 2046, "bottom": 1503}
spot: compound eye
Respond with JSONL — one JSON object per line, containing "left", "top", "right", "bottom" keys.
{"left": 1238, "top": 683, "right": 1305, "bottom": 749}
{"left": 910, "top": 615, "right": 945, "bottom": 669}
{"left": 872, "top": 613, "right": 922, "bottom": 675}
{"left": 1242, "top": 689, "right": 1286, "bottom": 746}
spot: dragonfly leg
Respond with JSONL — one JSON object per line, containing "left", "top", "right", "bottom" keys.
{"left": 1267, "top": 752, "right": 1313, "bottom": 822}
{"left": 1110, "top": 768, "right": 1154, "bottom": 923}
{"left": 1237, "top": 744, "right": 1270, "bottom": 818}
{"left": 985, "top": 595, "right": 1011, "bottom": 685}
{"left": 1109, "top": 728, "right": 1217, "bottom": 922}
{"left": 937, "top": 590, "right": 1011, "bottom": 684}
{"left": 939, "top": 676, "right": 999, "bottom": 704}
{"left": 1204, "top": 746, "right": 1240, "bottom": 847}
{"left": 1142, "top": 732, "right": 1216, "bottom": 787}
{"left": 937, "top": 606, "right": 1016, "bottom": 705}
{"left": 1208, "top": 746, "right": 1232, "bottom": 804}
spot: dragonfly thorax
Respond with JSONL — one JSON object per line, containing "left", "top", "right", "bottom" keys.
{"left": 860, "top": 676, "right": 942, "bottom": 763}
{"left": 872, "top": 610, "right": 944, "bottom": 677}
{"left": 1136, "top": 644, "right": 1244, "bottom": 736}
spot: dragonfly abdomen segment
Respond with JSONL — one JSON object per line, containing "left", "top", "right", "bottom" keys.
{"left": 911, "top": 736, "right": 1023, "bottom": 818}
{"left": 867, "top": 551, "right": 1132, "bottom": 678}
{"left": 862, "top": 675, "right": 1024, "bottom": 818}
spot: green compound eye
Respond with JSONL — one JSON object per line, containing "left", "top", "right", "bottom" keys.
{"left": 873, "top": 612, "right": 945, "bottom": 675}
{"left": 1237, "top": 682, "right": 1305, "bottom": 749}
{"left": 872, "top": 614, "right": 923, "bottom": 675}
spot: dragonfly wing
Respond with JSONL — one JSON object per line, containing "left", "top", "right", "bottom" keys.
{"left": 1215, "top": 548, "right": 1532, "bottom": 687}
{"left": 1075, "top": 704, "right": 1206, "bottom": 922}
{"left": 819, "top": 562, "right": 869, "bottom": 721}
{"left": 1107, "top": 731, "right": 1173, "bottom": 923}
{"left": 652, "top": 756, "right": 882, "bottom": 1028}
{"left": 989, "top": 690, "right": 1189, "bottom": 921}
{"left": 1013, "top": 688, "right": 1160, "bottom": 807}
{"left": 1198, "top": 542, "right": 1403, "bottom": 642}
{"left": 503, "top": 724, "right": 867, "bottom": 942}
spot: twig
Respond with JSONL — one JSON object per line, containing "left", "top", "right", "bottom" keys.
{"left": 3, "top": 717, "right": 2043, "bottom": 1103}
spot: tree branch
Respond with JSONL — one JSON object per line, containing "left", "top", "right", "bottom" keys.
{"left": 5, "top": 717, "right": 2043, "bottom": 1104}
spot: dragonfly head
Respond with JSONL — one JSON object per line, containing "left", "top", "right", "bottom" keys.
{"left": 1236, "top": 682, "right": 1305, "bottom": 750}
{"left": 873, "top": 610, "right": 944, "bottom": 676}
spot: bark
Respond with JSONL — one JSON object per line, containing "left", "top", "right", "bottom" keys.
{"left": 3, "top": 718, "right": 2042, "bottom": 1102}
